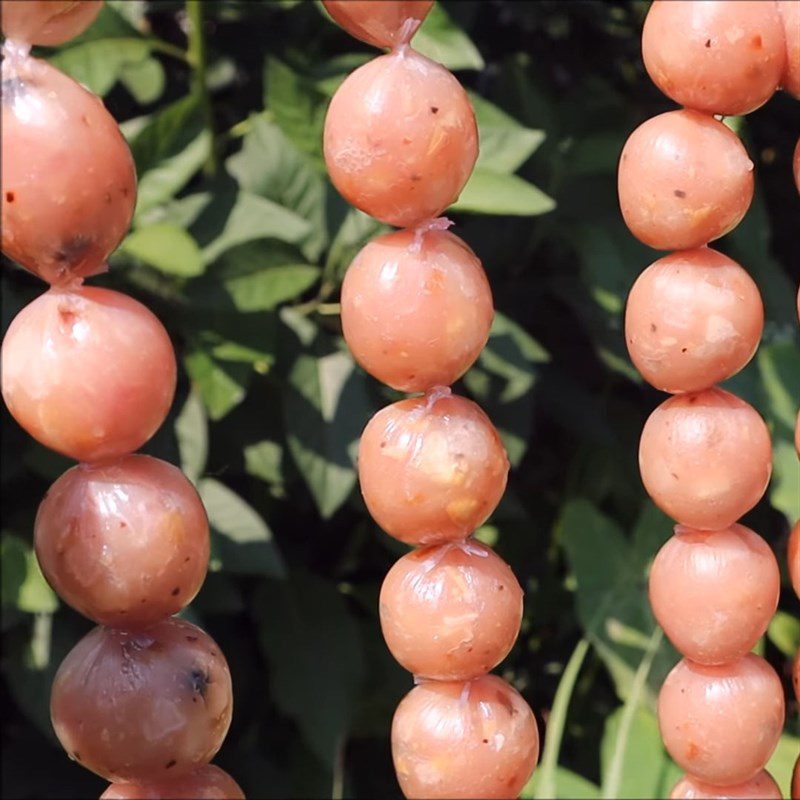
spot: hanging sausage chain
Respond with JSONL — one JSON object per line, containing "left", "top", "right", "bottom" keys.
{"left": 0, "top": 2, "right": 242, "bottom": 798}
{"left": 618, "top": 2, "right": 799, "bottom": 798}
{"left": 322, "top": 2, "right": 540, "bottom": 798}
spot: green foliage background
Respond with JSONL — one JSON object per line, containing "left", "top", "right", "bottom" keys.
{"left": 2, "top": 1, "right": 799, "bottom": 798}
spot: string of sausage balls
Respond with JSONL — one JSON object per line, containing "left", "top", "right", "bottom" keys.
{"left": 0, "top": 3, "right": 242, "bottom": 798}
{"left": 618, "top": 2, "right": 799, "bottom": 799}
{"left": 792, "top": 96, "right": 800, "bottom": 800}
{"left": 321, "top": 3, "right": 540, "bottom": 798}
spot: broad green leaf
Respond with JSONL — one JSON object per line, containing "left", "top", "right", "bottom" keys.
{"left": 1, "top": 536, "right": 58, "bottom": 615}
{"left": 130, "top": 94, "right": 202, "bottom": 174}
{"left": 184, "top": 346, "right": 249, "bottom": 420}
{"left": 771, "top": 439, "right": 800, "bottom": 524}
{"left": 119, "top": 57, "right": 165, "bottom": 104}
{"left": 244, "top": 440, "right": 284, "bottom": 486}
{"left": 726, "top": 187, "right": 797, "bottom": 328}
{"left": 450, "top": 170, "right": 556, "bottom": 216}
{"left": 129, "top": 95, "right": 210, "bottom": 216}
{"left": 50, "top": 38, "right": 153, "bottom": 96}
{"left": 254, "top": 573, "right": 364, "bottom": 766}
{"left": 561, "top": 218, "right": 651, "bottom": 383}
{"left": 198, "top": 478, "right": 285, "bottom": 577}
{"left": 572, "top": 222, "right": 638, "bottom": 316}
{"left": 324, "top": 207, "right": 390, "bottom": 285}
{"left": 469, "top": 92, "right": 546, "bottom": 174}
{"left": 310, "top": 53, "right": 373, "bottom": 97}
{"left": 121, "top": 223, "right": 204, "bottom": 277}
{"left": 766, "top": 610, "right": 800, "bottom": 658}
{"left": 600, "top": 705, "right": 681, "bottom": 800}
{"left": 107, "top": 0, "right": 148, "bottom": 28}
{"left": 174, "top": 388, "right": 208, "bottom": 484}
{"left": 183, "top": 308, "right": 277, "bottom": 374}
{"left": 525, "top": 767, "right": 600, "bottom": 800}
{"left": 205, "top": 241, "right": 320, "bottom": 312}
{"left": 478, "top": 312, "right": 550, "bottom": 400}
{"left": 223, "top": 264, "right": 320, "bottom": 312}
{"left": 136, "top": 130, "right": 212, "bottom": 216}
{"left": 765, "top": 733, "right": 800, "bottom": 795}
{"left": 281, "top": 310, "right": 371, "bottom": 518}
{"left": 227, "top": 114, "right": 328, "bottom": 258}
{"left": 264, "top": 57, "right": 328, "bottom": 167}
{"left": 559, "top": 499, "right": 676, "bottom": 706}
{"left": 757, "top": 343, "right": 800, "bottom": 434}
{"left": 196, "top": 189, "right": 313, "bottom": 265}
{"left": 414, "top": 2, "right": 485, "bottom": 71}
{"left": 463, "top": 312, "right": 549, "bottom": 466}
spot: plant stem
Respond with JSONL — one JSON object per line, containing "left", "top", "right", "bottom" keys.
{"left": 331, "top": 735, "right": 345, "bottom": 800}
{"left": 532, "top": 637, "right": 590, "bottom": 800}
{"left": 149, "top": 38, "right": 190, "bottom": 63}
{"left": 601, "top": 627, "right": 664, "bottom": 800}
{"left": 186, "top": 0, "right": 217, "bottom": 176}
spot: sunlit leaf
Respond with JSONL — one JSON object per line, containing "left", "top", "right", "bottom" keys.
{"left": 198, "top": 478, "right": 285, "bottom": 577}
{"left": 450, "top": 170, "right": 555, "bottom": 216}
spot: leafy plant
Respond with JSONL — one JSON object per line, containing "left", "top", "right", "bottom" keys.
{"left": 2, "top": 2, "right": 798, "bottom": 798}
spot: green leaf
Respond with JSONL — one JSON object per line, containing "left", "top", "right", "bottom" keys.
{"left": 198, "top": 478, "right": 285, "bottom": 577}
{"left": 184, "top": 309, "right": 277, "bottom": 374}
{"left": 469, "top": 92, "right": 546, "bottom": 174}
{"left": 244, "top": 440, "right": 284, "bottom": 486}
{"left": 463, "top": 312, "right": 549, "bottom": 466}
{"left": 449, "top": 170, "right": 556, "bottom": 216}
{"left": 129, "top": 95, "right": 210, "bottom": 216}
{"left": 254, "top": 573, "right": 364, "bottom": 766}
{"left": 766, "top": 610, "right": 800, "bottom": 658}
{"left": 121, "top": 223, "right": 204, "bottom": 277}
{"left": 130, "top": 94, "right": 202, "bottom": 174}
{"left": 210, "top": 241, "right": 320, "bottom": 312}
{"left": 196, "top": 189, "right": 314, "bottom": 265}
{"left": 757, "top": 343, "right": 800, "bottom": 435}
{"left": 226, "top": 114, "right": 328, "bottom": 259}
{"left": 174, "top": 388, "right": 208, "bottom": 484}
{"left": 771, "top": 439, "right": 800, "bottom": 525}
{"left": 107, "top": 0, "right": 148, "bottom": 29}
{"left": 50, "top": 38, "right": 153, "bottom": 96}
{"left": 600, "top": 705, "right": 681, "bottom": 800}
{"left": 119, "top": 57, "right": 165, "bottom": 104}
{"left": 525, "top": 767, "right": 600, "bottom": 800}
{"left": 310, "top": 53, "right": 373, "bottom": 97}
{"left": 264, "top": 57, "right": 328, "bottom": 167}
{"left": 184, "top": 346, "right": 249, "bottom": 421}
{"left": 413, "top": 3, "right": 485, "bottom": 71}
{"left": 765, "top": 733, "right": 800, "bottom": 795}
{"left": 136, "top": 131, "right": 211, "bottom": 215}
{"left": 726, "top": 187, "right": 798, "bottom": 328}
{"left": 281, "top": 310, "right": 371, "bottom": 518}
{"left": 1, "top": 536, "right": 58, "bottom": 615}
{"left": 324, "top": 207, "right": 390, "bottom": 285}
{"left": 559, "top": 499, "right": 677, "bottom": 706}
